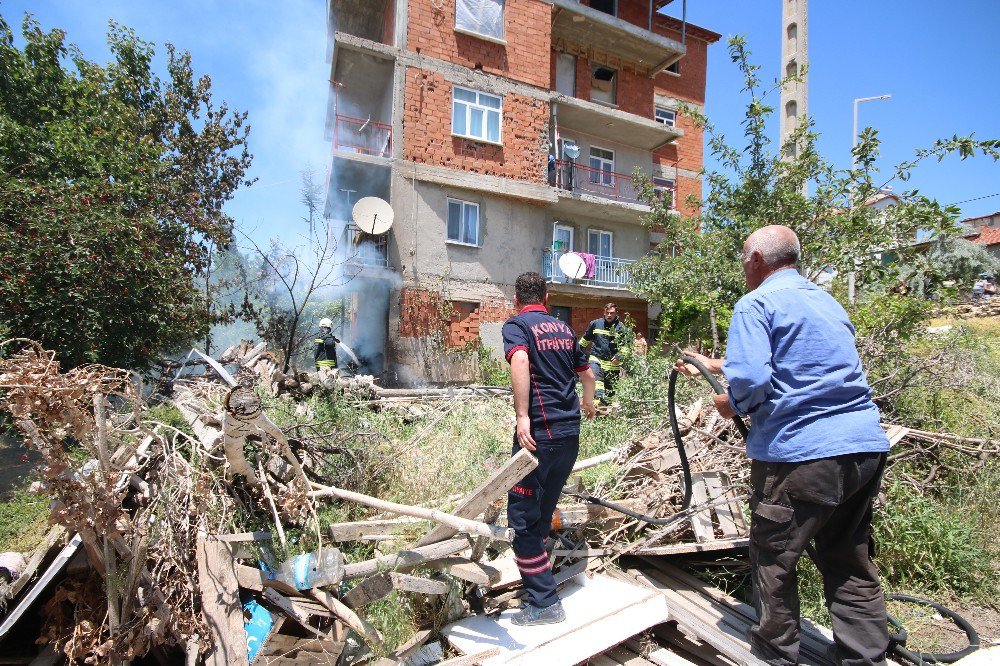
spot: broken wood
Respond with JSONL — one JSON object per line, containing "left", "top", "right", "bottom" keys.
{"left": 310, "top": 483, "right": 512, "bottom": 542}
{"left": 307, "top": 587, "right": 384, "bottom": 651}
{"left": 328, "top": 517, "right": 423, "bottom": 542}
{"left": 390, "top": 572, "right": 450, "bottom": 595}
{"left": 370, "top": 629, "right": 433, "bottom": 666}
{"left": 234, "top": 563, "right": 299, "bottom": 596}
{"left": 417, "top": 448, "right": 538, "bottom": 546}
{"left": 432, "top": 559, "right": 501, "bottom": 586}
{"left": 196, "top": 536, "right": 249, "bottom": 665}
{"left": 342, "top": 573, "right": 394, "bottom": 609}
{"left": 262, "top": 588, "right": 330, "bottom": 639}
{"left": 343, "top": 537, "right": 471, "bottom": 580}
{"left": 435, "top": 648, "right": 503, "bottom": 665}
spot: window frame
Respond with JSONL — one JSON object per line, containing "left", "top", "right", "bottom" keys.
{"left": 452, "top": 86, "right": 503, "bottom": 145}
{"left": 664, "top": 60, "right": 680, "bottom": 76}
{"left": 653, "top": 176, "right": 677, "bottom": 209}
{"left": 654, "top": 106, "right": 677, "bottom": 127}
{"left": 589, "top": 146, "right": 616, "bottom": 187}
{"left": 454, "top": 0, "right": 506, "bottom": 44}
{"left": 589, "top": 64, "right": 618, "bottom": 105}
{"left": 446, "top": 198, "right": 481, "bottom": 247}
{"left": 588, "top": 228, "right": 614, "bottom": 258}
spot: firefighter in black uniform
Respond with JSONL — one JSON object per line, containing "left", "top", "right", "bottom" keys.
{"left": 503, "top": 272, "right": 596, "bottom": 626}
{"left": 314, "top": 317, "right": 339, "bottom": 371}
{"left": 580, "top": 302, "right": 627, "bottom": 405}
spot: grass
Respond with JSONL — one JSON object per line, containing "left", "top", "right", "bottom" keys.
{"left": 0, "top": 484, "right": 49, "bottom": 553}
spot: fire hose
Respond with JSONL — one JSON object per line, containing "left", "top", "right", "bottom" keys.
{"left": 561, "top": 353, "right": 979, "bottom": 664}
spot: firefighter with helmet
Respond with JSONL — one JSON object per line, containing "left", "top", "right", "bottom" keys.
{"left": 314, "top": 317, "right": 339, "bottom": 371}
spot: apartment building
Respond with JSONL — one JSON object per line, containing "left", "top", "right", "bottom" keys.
{"left": 326, "top": 0, "right": 719, "bottom": 381}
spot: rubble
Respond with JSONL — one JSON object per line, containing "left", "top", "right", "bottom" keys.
{"left": 0, "top": 339, "right": 993, "bottom": 664}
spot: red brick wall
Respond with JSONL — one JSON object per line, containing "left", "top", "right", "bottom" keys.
{"left": 403, "top": 68, "right": 549, "bottom": 182}
{"left": 399, "top": 288, "right": 445, "bottom": 337}
{"left": 563, "top": 55, "right": 653, "bottom": 119}
{"left": 407, "top": 0, "right": 551, "bottom": 89}
{"left": 652, "top": 27, "right": 710, "bottom": 105}
{"left": 446, "top": 297, "right": 516, "bottom": 347}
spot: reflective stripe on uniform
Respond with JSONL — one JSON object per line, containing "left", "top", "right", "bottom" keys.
{"left": 316, "top": 360, "right": 336, "bottom": 367}
{"left": 588, "top": 355, "right": 620, "bottom": 370}
{"left": 592, "top": 328, "right": 612, "bottom": 336}
{"left": 314, "top": 339, "right": 324, "bottom": 344}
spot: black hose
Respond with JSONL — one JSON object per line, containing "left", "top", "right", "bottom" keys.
{"left": 886, "top": 594, "right": 980, "bottom": 664}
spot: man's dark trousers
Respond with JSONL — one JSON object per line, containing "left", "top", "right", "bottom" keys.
{"left": 749, "top": 452, "right": 889, "bottom": 666}
{"left": 507, "top": 435, "right": 579, "bottom": 609}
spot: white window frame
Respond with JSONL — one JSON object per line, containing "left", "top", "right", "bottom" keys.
{"left": 653, "top": 177, "right": 676, "bottom": 209}
{"left": 654, "top": 106, "right": 676, "bottom": 127}
{"left": 588, "top": 229, "right": 614, "bottom": 258}
{"left": 452, "top": 86, "right": 502, "bottom": 145}
{"left": 446, "top": 198, "right": 481, "bottom": 247}
{"left": 454, "top": 0, "right": 506, "bottom": 44}
{"left": 589, "top": 146, "right": 615, "bottom": 187}
{"left": 553, "top": 223, "right": 574, "bottom": 252}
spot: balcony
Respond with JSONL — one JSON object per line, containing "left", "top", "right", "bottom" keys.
{"left": 334, "top": 114, "right": 392, "bottom": 159}
{"left": 549, "top": 0, "right": 685, "bottom": 77}
{"left": 551, "top": 95, "right": 682, "bottom": 151}
{"left": 541, "top": 249, "right": 636, "bottom": 291}
{"left": 342, "top": 223, "right": 390, "bottom": 279}
{"left": 554, "top": 159, "right": 640, "bottom": 204}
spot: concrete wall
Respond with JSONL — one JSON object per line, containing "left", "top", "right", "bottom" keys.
{"left": 545, "top": 211, "right": 649, "bottom": 260}
{"left": 557, "top": 129, "right": 652, "bottom": 182}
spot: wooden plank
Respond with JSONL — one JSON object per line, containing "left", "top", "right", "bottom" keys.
{"left": 234, "top": 563, "right": 299, "bottom": 596}
{"left": 262, "top": 588, "right": 329, "bottom": 639}
{"left": 343, "top": 573, "right": 394, "bottom": 609}
{"left": 633, "top": 538, "right": 749, "bottom": 557}
{"left": 3, "top": 526, "right": 66, "bottom": 601}
{"left": 590, "top": 655, "right": 622, "bottom": 666}
{"left": 216, "top": 531, "right": 272, "bottom": 543}
{"left": 623, "top": 638, "right": 702, "bottom": 666}
{"left": 196, "top": 536, "right": 249, "bottom": 665}
{"left": 702, "top": 473, "right": 739, "bottom": 537}
{"left": 416, "top": 448, "right": 538, "bottom": 546}
{"left": 688, "top": 474, "right": 714, "bottom": 542}
{"left": 308, "top": 587, "right": 385, "bottom": 651}
{"left": 401, "top": 641, "right": 444, "bottom": 666}
{"left": 433, "top": 558, "right": 501, "bottom": 586}
{"left": 435, "top": 648, "right": 502, "bottom": 665}
{"left": 343, "top": 536, "right": 470, "bottom": 579}
{"left": 289, "top": 597, "right": 333, "bottom": 618}
{"left": 328, "top": 518, "right": 422, "bottom": 542}
{"left": 390, "top": 572, "right": 450, "bottom": 595}
{"left": 0, "top": 532, "right": 80, "bottom": 641}
{"left": 605, "top": 645, "right": 659, "bottom": 665}
{"left": 370, "top": 629, "right": 432, "bottom": 666}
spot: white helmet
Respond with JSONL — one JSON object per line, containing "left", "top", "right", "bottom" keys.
{"left": 319, "top": 317, "right": 333, "bottom": 329}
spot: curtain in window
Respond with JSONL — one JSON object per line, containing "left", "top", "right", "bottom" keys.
{"left": 456, "top": 0, "right": 504, "bottom": 40}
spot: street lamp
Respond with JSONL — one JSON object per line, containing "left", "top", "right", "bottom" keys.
{"left": 852, "top": 94, "right": 891, "bottom": 168}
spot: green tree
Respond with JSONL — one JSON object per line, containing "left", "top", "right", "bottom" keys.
{"left": 630, "top": 36, "right": 1000, "bottom": 349}
{"left": 0, "top": 14, "right": 252, "bottom": 368}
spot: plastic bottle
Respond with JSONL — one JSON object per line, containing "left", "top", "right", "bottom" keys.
{"left": 268, "top": 548, "right": 344, "bottom": 590}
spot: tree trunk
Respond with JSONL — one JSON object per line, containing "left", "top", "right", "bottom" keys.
{"left": 709, "top": 306, "right": 720, "bottom": 356}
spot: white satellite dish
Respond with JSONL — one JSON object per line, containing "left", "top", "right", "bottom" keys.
{"left": 352, "top": 197, "right": 394, "bottom": 235}
{"left": 558, "top": 251, "right": 587, "bottom": 279}
{"left": 562, "top": 141, "right": 581, "bottom": 160}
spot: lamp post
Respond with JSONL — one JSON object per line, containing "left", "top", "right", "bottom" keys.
{"left": 848, "top": 94, "right": 890, "bottom": 303}
{"left": 851, "top": 94, "right": 891, "bottom": 169}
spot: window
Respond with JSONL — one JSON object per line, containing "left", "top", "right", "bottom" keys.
{"left": 588, "top": 229, "right": 613, "bottom": 258}
{"left": 653, "top": 177, "right": 676, "bottom": 209}
{"left": 447, "top": 199, "right": 480, "bottom": 246}
{"left": 455, "top": 0, "right": 505, "bottom": 42}
{"left": 590, "top": 65, "right": 617, "bottom": 105}
{"left": 452, "top": 86, "right": 502, "bottom": 144}
{"left": 665, "top": 60, "right": 680, "bottom": 75}
{"left": 654, "top": 106, "right": 676, "bottom": 127}
{"left": 550, "top": 306, "right": 572, "bottom": 325}
{"left": 589, "top": 147, "right": 615, "bottom": 187}
{"left": 590, "top": 0, "right": 616, "bottom": 16}
{"left": 555, "top": 53, "right": 577, "bottom": 96}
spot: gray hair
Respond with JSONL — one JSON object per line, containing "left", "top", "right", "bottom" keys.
{"left": 743, "top": 225, "right": 801, "bottom": 268}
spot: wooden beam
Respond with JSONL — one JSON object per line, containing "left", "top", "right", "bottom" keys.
{"left": 343, "top": 537, "right": 470, "bottom": 580}
{"left": 432, "top": 559, "right": 501, "bottom": 586}
{"left": 307, "top": 588, "right": 384, "bottom": 651}
{"left": 342, "top": 573, "right": 394, "bottom": 609}
{"left": 262, "top": 588, "right": 330, "bottom": 639}
{"left": 390, "top": 573, "right": 450, "bottom": 595}
{"left": 416, "top": 448, "right": 538, "bottom": 546}
{"left": 328, "top": 518, "right": 422, "bottom": 542}
{"left": 234, "top": 563, "right": 299, "bottom": 596}
{"left": 196, "top": 536, "right": 249, "bottom": 665}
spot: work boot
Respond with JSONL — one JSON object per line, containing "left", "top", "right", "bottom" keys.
{"left": 511, "top": 601, "right": 566, "bottom": 626}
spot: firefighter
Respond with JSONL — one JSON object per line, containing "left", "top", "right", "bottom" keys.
{"left": 503, "top": 272, "right": 596, "bottom": 626}
{"left": 314, "top": 318, "right": 339, "bottom": 371}
{"left": 579, "top": 302, "right": 627, "bottom": 405}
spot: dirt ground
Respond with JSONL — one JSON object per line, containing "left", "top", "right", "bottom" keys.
{"left": 887, "top": 598, "right": 1000, "bottom": 656}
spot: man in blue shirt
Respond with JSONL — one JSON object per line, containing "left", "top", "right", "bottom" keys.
{"left": 503, "top": 272, "right": 596, "bottom": 626}
{"left": 676, "top": 226, "right": 890, "bottom": 666}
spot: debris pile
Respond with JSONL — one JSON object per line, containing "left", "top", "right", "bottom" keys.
{"left": 0, "top": 340, "right": 994, "bottom": 664}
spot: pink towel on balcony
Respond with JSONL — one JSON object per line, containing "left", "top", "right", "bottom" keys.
{"left": 573, "top": 252, "right": 597, "bottom": 279}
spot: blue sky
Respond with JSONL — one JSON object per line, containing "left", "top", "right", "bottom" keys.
{"left": 5, "top": 0, "right": 1000, "bottom": 242}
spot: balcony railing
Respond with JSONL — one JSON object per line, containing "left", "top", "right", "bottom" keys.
{"left": 334, "top": 114, "right": 392, "bottom": 158}
{"left": 343, "top": 224, "right": 390, "bottom": 278}
{"left": 553, "top": 159, "right": 640, "bottom": 204}
{"left": 541, "top": 249, "right": 636, "bottom": 290}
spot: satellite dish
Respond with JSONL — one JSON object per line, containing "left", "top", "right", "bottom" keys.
{"left": 352, "top": 197, "right": 394, "bottom": 235}
{"left": 558, "top": 252, "right": 587, "bottom": 280}
{"left": 562, "top": 141, "right": 580, "bottom": 160}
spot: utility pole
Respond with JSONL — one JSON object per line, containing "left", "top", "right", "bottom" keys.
{"left": 779, "top": 0, "right": 808, "bottom": 162}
